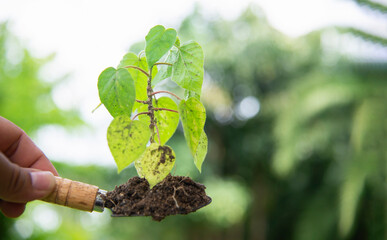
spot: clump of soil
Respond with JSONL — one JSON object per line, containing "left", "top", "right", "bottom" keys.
{"left": 103, "top": 175, "right": 211, "bottom": 221}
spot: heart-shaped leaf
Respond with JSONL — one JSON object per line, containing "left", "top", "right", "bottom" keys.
{"left": 107, "top": 115, "right": 150, "bottom": 173}
{"left": 118, "top": 52, "right": 158, "bottom": 80}
{"left": 172, "top": 41, "right": 204, "bottom": 96}
{"left": 179, "top": 97, "right": 207, "bottom": 172}
{"left": 135, "top": 143, "right": 176, "bottom": 188}
{"left": 152, "top": 48, "right": 178, "bottom": 86}
{"left": 117, "top": 53, "right": 148, "bottom": 111}
{"left": 138, "top": 97, "right": 179, "bottom": 145}
{"left": 145, "top": 25, "right": 177, "bottom": 67}
{"left": 153, "top": 97, "right": 179, "bottom": 144}
{"left": 98, "top": 67, "right": 135, "bottom": 117}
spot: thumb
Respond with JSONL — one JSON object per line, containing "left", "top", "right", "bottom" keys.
{"left": 0, "top": 152, "right": 56, "bottom": 203}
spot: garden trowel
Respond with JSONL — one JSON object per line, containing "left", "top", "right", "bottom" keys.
{"left": 42, "top": 176, "right": 107, "bottom": 213}
{"left": 42, "top": 176, "right": 210, "bottom": 217}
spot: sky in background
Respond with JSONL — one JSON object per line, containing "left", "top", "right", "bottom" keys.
{"left": 0, "top": 0, "right": 386, "bottom": 166}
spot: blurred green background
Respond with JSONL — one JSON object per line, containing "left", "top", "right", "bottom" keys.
{"left": 1, "top": 1, "right": 386, "bottom": 240}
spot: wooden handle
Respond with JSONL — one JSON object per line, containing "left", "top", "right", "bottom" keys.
{"left": 42, "top": 176, "right": 99, "bottom": 212}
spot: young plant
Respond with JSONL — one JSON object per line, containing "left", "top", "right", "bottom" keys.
{"left": 97, "top": 25, "right": 208, "bottom": 188}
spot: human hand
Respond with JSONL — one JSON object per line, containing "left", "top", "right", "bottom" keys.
{"left": 0, "top": 116, "right": 58, "bottom": 218}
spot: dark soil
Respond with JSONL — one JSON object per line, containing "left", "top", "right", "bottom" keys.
{"left": 103, "top": 175, "right": 211, "bottom": 221}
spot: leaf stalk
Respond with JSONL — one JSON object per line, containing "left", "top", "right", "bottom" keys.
{"left": 132, "top": 111, "right": 150, "bottom": 120}
{"left": 124, "top": 65, "right": 150, "bottom": 77}
{"left": 151, "top": 90, "right": 182, "bottom": 100}
{"left": 154, "top": 108, "right": 178, "bottom": 113}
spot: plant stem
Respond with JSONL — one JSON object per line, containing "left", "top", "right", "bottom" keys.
{"left": 154, "top": 108, "right": 179, "bottom": 113}
{"left": 151, "top": 90, "right": 182, "bottom": 100}
{"left": 147, "top": 67, "right": 156, "bottom": 143}
{"left": 131, "top": 111, "right": 149, "bottom": 120}
{"left": 124, "top": 66, "right": 150, "bottom": 77}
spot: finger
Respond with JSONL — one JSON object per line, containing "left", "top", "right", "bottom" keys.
{"left": 0, "top": 117, "right": 58, "bottom": 176}
{"left": 0, "top": 152, "right": 56, "bottom": 203}
{"left": 0, "top": 200, "right": 26, "bottom": 218}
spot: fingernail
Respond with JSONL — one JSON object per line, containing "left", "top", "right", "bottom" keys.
{"left": 30, "top": 171, "right": 55, "bottom": 191}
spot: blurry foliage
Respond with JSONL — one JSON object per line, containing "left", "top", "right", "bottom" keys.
{"left": 0, "top": 22, "right": 82, "bottom": 135}
{"left": 1, "top": 2, "right": 386, "bottom": 240}
{"left": 353, "top": 0, "right": 387, "bottom": 14}
{"left": 0, "top": 22, "right": 83, "bottom": 239}
{"left": 338, "top": 27, "right": 387, "bottom": 47}
{"left": 176, "top": 4, "right": 386, "bottom": 240}
{"left": 202, "top": 178, "right": 251, "bottom": 227}
{"left": 341, "top": 0, "right": 387, "bottom": 48}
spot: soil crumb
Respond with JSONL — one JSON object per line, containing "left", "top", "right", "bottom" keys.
{"left": 103, "top": 175, "right": 211, "bottom": 221}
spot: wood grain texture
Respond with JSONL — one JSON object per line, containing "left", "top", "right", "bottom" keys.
{"left": 42, "top": 176, "right": 99, "bottom": 212}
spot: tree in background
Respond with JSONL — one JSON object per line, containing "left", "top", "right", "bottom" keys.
{"left": 177, "top": 3, "right": 386, "bottom": 240}
{"left": 271, "top": 1, "right": 387, "bottom": 239}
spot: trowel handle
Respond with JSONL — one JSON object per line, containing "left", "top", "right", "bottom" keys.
{"left": 42, "top": 176, "right": 99, "bottom": 212}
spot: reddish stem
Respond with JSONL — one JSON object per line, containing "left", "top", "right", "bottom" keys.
{"left": 131, "top": 111, "right": 149, "bottom": 120}
{"left": 151, "top": 91, "right": 182, "bottom": 101}
{"left": 124, "top": 66, "right": 150, "bottom": 77}
{"left": 154, "top": 108, "right": 179, "bottom": 113}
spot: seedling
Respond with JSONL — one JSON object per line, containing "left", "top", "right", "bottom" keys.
{"left": 97, "top": 25, "right": 207, "bottom": 188}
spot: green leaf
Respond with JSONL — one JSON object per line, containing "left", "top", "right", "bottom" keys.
{"left": 172, "top": 41, "right": 204, "bottom": 95}
{"left": 135, "top": 143, "right": 176, "bottom": 188}
{"left": 179, "top": 97, "right": 207, "bottom": 172}
{"left": 194, "top": 131, "right": 208, "bottom": 172}
{"left": 107, "top": 116, "right": 150, "bottom": 173}
{"left": 154, "top": 97, "right": 179, "bottom": 144}
{"left": 117, "top": 53, "right": 148, "bottom": 111}
{"left": 145, "top": 25, "right": 177, "bottom": 67}
{"left": 339, "top": 157, "right": 377, "bottom": 237}
{"left": 152, "top": 48, "right": 178, "bottom": 86}
{"left": 184, "top": 89, "right": 200, "bottom": 100}
{"left": 98, "top": 67, "right": 135, "bottom": 117}
{"left": 138, "top": 97, "right": 179, "bottom": 145}
{"left": 118, "top": 52, "right": 149, "bottom": 71}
